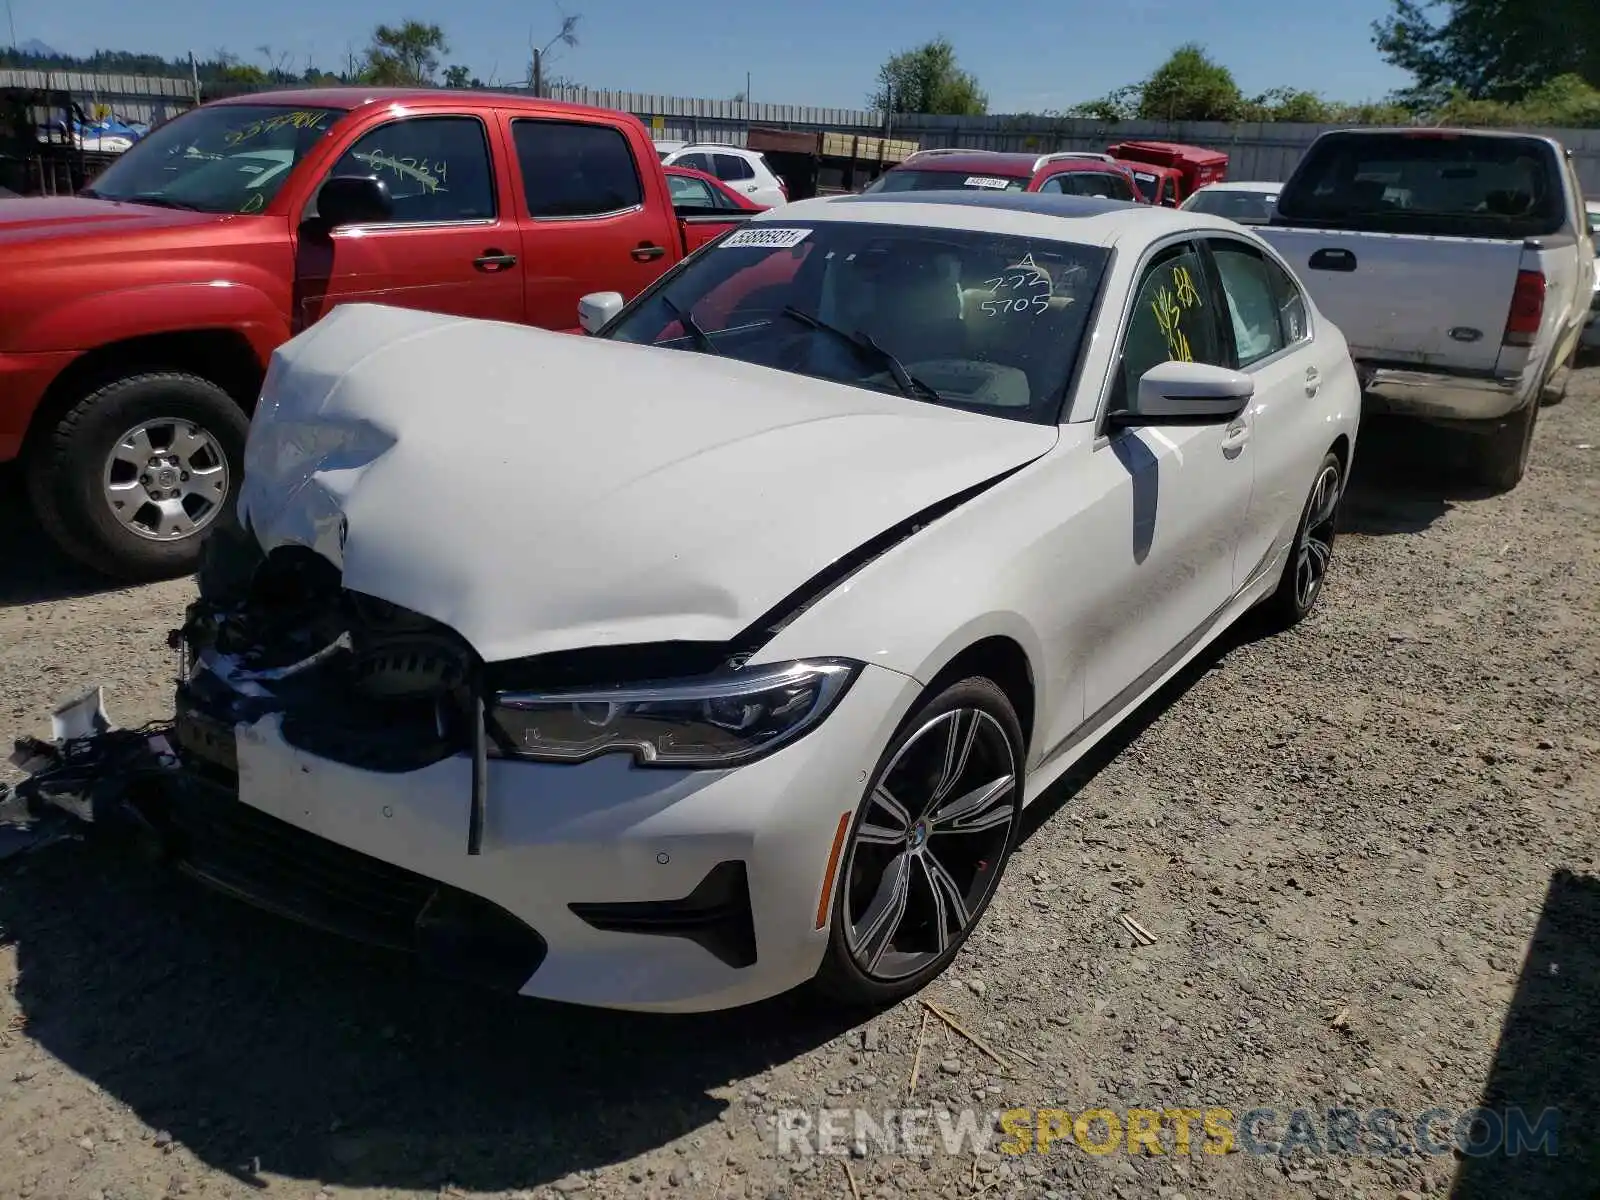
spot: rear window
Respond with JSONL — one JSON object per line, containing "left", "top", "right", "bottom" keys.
{"left": 1041, "top": 171, "right": 1137, "bottom": 202}
{"left": 1275, "top": 132, "right": 1566, "bottom": 239}
{"left": 863, "top": 169, "right": 1029, "bottom": 194}
{"left": 1184, "top": 188, "right": 1277, "bottom": 224}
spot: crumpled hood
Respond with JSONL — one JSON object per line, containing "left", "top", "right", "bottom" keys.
{"left": 239, "top": 303, "right": 1058, "bottom": 663}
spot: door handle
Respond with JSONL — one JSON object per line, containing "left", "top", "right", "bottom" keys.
{"left": 631, "top": 243, "right": 667, "bottom": 262}
{"left": 1221, "top": 419, "right": 1250, "bottom": 457}
{"left": 1304, "top": 366, "right": 1321, "bottom": 397}
{"left": 473, "top": 250, "right": 517, "bottom": 272}
{"left": 1307, "top": 248, "right": 1356, "bottom": 272}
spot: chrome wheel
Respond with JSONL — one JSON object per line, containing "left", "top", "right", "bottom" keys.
{"left": 841, "top": 707, "right": 1019, "bottom": 982}
{"left": 1294, "top": 462, "right": 1341, "bottom": 611}
{"left": 101, "top": 418, "right": 230, "bottom": 542}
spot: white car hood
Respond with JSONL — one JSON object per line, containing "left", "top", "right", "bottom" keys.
{"left": 239, "top": 304, "right": 1059, "bottom": 664}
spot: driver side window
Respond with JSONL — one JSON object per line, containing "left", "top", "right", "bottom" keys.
{"left": 319, "top": 115, "right": 496, "bottom": 223}
{"left": 1113, "top": 243, "right": 1225, "bottom": 411}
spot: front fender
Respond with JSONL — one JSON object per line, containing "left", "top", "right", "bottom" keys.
{"left": 7, "top": 280, "right": 291, "bottom": 363}
{"left": 747, "top": 451, "right": 1081, "bottom": 767}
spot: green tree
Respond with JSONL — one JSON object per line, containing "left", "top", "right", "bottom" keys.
{"left": 1374, "top": 0, "right": 1600, "bottom": 106}
{"left": 361, "top": 20, "right": 448, "bottom": 86}
{"left": 869, "top": 37, "right": 987, "bottom": 115}
{"left": 1136, "top": 43, "right": 1244, "bottom": 121}
{"left": 443, "top": 64, "right": 472, "bottom": 87}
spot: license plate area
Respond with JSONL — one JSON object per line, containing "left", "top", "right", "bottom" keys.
{"left": 175, "top": 698, "right": 238, "bottom": 775}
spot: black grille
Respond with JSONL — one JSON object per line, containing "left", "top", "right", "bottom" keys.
{"left": 141, "top": 775, "right": 439, "bottom": 952}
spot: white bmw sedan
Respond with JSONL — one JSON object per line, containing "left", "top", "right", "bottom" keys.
{"left": 155, "top": 192, "right": 1359, "bottom": 1013}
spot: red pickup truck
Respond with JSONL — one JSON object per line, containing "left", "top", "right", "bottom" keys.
{"left": 0, "top": 87, "right": 749, "bottom": 580}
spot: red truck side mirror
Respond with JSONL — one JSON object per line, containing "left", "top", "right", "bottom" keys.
{"left": 310, "top": 175, "right": 393, "bottom": 232}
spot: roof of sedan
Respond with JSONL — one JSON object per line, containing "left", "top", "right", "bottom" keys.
{"left": 759, "top": 191, "right": 1232, "bottom": 247}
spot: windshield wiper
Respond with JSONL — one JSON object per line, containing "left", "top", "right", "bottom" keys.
{"left": 660, "top": 295, "right": 721, "bottom": 355}
{"left": 779, "top": 306, "right": 945, "bottom": 403}
{"left": 111, "top": 195, "right": 206, "bottom": 211}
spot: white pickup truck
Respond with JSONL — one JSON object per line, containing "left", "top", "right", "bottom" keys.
{"left": 1261, "top": 128, "right": 1596, "bottom": 490}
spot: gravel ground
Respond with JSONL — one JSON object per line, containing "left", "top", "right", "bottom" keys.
{"left": 2, "top": 371, "right": 1598, "bottom": 1200}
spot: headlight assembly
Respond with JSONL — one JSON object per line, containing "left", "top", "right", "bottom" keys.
{"left": 486, "top": 658, "right": 861, "bottom": 768}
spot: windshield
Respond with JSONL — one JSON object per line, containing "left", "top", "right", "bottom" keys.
{"left": 1184, "top": 188, "right": 1277, "bottom": 223}
{"left": 83, "top": 104, "right": 343, "bottom": 214}
{"left": 864, "top": 169, "right": 1030, "bottom": 194}
{"left": 1275, "top": 132, "right": 1566, "bottom": 239}
{"left": 1128, "top": 171, "right": 1160, "bottom": 202}
{"left": 603, "top": 221, "right": 1111, "bottom": 425}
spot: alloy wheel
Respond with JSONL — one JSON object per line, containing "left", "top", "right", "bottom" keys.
{"left": 102, "top": 418, "right": 230, "bottom": 542}
{"left": 841, "top": 707, "right": 1019, "bottom": 982}
{"left": 1294, "top": 462, "right": 1341, "bottom": 611}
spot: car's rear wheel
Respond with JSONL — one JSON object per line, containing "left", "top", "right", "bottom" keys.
{"left": 810, "top": 677, "right": 1024, "bottom": 1009}
{"left": 1259, "top": 450, "right": 1343, "bottom": 631}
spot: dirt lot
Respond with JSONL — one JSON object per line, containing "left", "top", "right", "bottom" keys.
{"left": 1, "top": 374, "right": 1597, "bottom": 1200}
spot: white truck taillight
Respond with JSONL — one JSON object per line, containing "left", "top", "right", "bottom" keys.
{"left": 1503, "top": 269, "right": 1545, "bottom": 346}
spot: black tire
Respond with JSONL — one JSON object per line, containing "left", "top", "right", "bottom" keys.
{"left": 25, "top": 372, "right": 249, "bottom": 582}
{"left": 1471, "top": 400, "right": 1538, "bottom": 493}
{"left": 809, "top": 676, "right": 1025, "bottom": 1010}
{"left": 1258, "top": 450, "right": 1344, "bottom": 632}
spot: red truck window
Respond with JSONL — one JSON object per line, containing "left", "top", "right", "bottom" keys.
{"left": 511, "top": 120, "right": 644, "bottom": 218}
{"left": 324, "top": 116, "right": 497, "bottom": 223}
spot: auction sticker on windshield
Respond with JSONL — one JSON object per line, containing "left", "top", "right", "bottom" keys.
{"left": 964, "top": 177, "right": 1013, "bottom": 190}
{"left": 721, "top": 227, "right": 812, "bottom": 249}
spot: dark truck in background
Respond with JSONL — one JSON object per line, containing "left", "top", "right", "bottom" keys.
{"left": 0, "top": 87, "right": 752, "bottom": 581}
{"left": 1260, "top": 127, "right": 1596, "bottom": 491}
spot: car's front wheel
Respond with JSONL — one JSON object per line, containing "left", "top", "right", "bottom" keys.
{"left": 26, "top": 371, "right": 248, "bottom": 581}
{"left": 811, "top": 676, "right": 1025, "bottom": 1008}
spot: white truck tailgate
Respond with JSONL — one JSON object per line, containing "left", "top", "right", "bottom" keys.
{"left": 1260, "top": 227, "right": 1523, "bottom": 373}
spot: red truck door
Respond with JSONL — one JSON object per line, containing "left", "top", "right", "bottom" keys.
{"left": 294, "top": 111, "right": 526, "bottom": 329}
{"left": 501, "top": 114, "right": 681, "bottom": 328}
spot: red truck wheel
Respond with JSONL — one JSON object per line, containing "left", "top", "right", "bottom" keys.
{"left": 26, "top": 372, "right": 250, "bottom": 581}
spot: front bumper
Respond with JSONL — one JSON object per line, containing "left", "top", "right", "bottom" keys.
{"left": 153, "top": 659, "right": 919, "bottom": 1013}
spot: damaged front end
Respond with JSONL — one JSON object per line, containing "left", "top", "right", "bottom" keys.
{"left": 10, "top": 516, "right": 550, "bottom": 990}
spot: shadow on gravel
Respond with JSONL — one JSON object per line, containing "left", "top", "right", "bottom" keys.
{"left": 1450, "top": 869, "right": 1600, "bottom": 1200}
{"left": 1338, "top": 415, "right": 1496, "bottom": 538}
{"left": 0, "top": 839, "right": 851, "bottom": 1193}
{"left": 0, "top": 465, "right": 126, "bottom": 608}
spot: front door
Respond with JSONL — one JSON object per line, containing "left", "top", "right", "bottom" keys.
{"left": 1076, "top": 240, "right": 1256, "bottom": 718}
{"left": 506, "top": 116, "right": 678, "bottom": 329}
{"left": 294, "top": 113, "right": 525, "bottom": 330}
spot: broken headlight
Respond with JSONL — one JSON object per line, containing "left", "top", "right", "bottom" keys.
{"left": 486, "top": 658, "right": 861, "bottom": 768}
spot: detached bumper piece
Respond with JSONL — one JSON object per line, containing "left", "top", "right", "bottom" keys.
{"left": 569, "top": 860, "right": 758, "bottom": 969}
{"left": 128, "top": 774, "right": 548, "bottom": 994}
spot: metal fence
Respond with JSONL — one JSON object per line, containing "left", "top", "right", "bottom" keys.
{"left": 5, "top": 68, "right": 1598, "bottom": 191}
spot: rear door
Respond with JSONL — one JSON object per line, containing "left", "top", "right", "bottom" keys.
{"left": 295, "top": 112, "right": 525, "bottom": 329}
{"left": 505, "top": 115, "right": 680, "bottom": 329}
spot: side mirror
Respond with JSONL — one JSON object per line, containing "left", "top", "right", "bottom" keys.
{"left": 1113, "top": 360, "right": 1254, "bottom": 426}
{"left": 577, "top": 291, "right": 625, "bottom": 334}
{"left": 313, "top": 175, "right": 392, "bottom": 230}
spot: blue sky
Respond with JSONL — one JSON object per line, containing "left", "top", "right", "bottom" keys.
{"left": 9, "top": 0, "right": 1413, "bottom": 113}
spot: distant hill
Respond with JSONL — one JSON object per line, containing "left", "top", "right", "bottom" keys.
{"left": 17, "top": 39, "right": 61, "bottom": 57}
